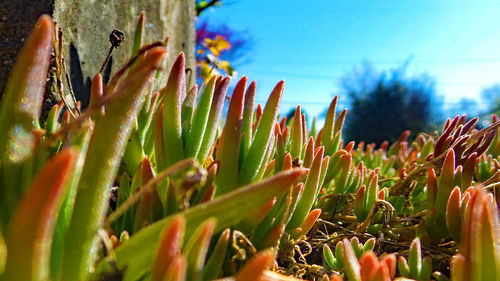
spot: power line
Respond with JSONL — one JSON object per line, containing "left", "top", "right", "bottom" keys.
{"left": 230, "top": 3, "right": 500, "bottom": 15}
{"left": 252, "top": 58, "right": 500, "bottom": 66}
{"left": 244, "top": 70, "right": 341, "bottom": 80}
{"left": 255, "top": 100, "right": 494, "bottom": 106}
{"left": 244, "top": 69, "right": 499, "bottom": 85}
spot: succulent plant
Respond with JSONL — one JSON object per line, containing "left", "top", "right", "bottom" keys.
{"left": 0, "top": 12, "right": 498, "bottom": 281}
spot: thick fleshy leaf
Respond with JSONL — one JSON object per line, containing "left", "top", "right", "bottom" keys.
{"left": 288, "top": 146, "right": 324, "bottom": 229}
{"left": 151, "top": 215, "right": 185, "bottom": 281}
{"left": 123, "top": 127, "right": 145, "bottom": 175}
{"left": 0, "top": 15, "right": 53, "bottom": 163}
{"left": 301, "top": 113, "right": 307, "bottom": 146}
{"left": 141, "top": 92, "right": 160, "bottom": 151}
{"left": 354, "top": 185, "right": 367, "bottom": 221}
{"left": 90, "top": 73, "right": 105, "bottom": 117}
{"left": 364, "top": 174, "right": 378, "bottom": 218}
{"left": 323, "top": 244, "right": 338, "bottom": 270}
{"left": 0, "top": 228, "right": 5, "bottom": 274}
{"left": 253, "top": 135, "right": 275, "bottom": 182}
{"left": 302, "top": 137, "right": 315, "bottom": 169}
{"left": 162, "top": 256, "right": 187, "bottom": 281}
{"left": 132, "top": 12, "right": 145, "bottom": 56}
{"left": 259, "top": 223, "right": 286, "bottom": 249}
{"left": 234, "top": 250, "right": 274, "bottom": 281}
{"left": 183, "top": 218, "right": 216, "bottom": 281}
{"left": 450, "top": 254, "right": 465, "bottom": 281}
{"left": 155, "top": 105, "right": 167, "bottom": 170}
{"left": 290, "top": 106, "right": 303, "bottom": 160}
{"left": 351, "top": 237, "right": 362, "bottom": 258}
{"left": 185, "top": 76, "right": 216, "bottom": 158}
{"left": 418, "top": 139, "right": 434, "bottom": 163}
{"left": 427, "top": 168, "right": 438, "bottom": 204}
{"left": 202, "top": 229, "right": 230, "bottom": 280}
{"left": 0, "top": 15, "right": 54, "bottom": 222}
{"left": 322, "top": 96, "right": 338, "bottom": 155}
{"left": 44, "top": 104, "right": 60, "bottom": 134}
{"left": 446, "top": 187, "right": 462, "bottom": 244}
{"left": 363, "top": 238, "right": 376, "bottom": 253}
{"left": 332, "top": 153, "right": 352, "bottom": 194}
{"left": 420, "top": 257, "right": 433, "bottom": 281}
{"left": 242, "top": 197, "right": 277, "bottom": 232}
{"left": 253, "top": 104, "right": 263, "bottom": 133}
{"left": 3, "top": 149, "right": 77, "bottom": 281}
{"left": 461, "top": 153, "right": 477, "bottom": 190}
{"left": 239, "top": 81, "right": 256, "bottom": 164}
{"left": 181, "top": 85, "right": 198, "bottom": 147}
{"left": 342, "top": 239, "right": 361, "bottom": 281}
{"left": 50, "top": 128, "right": 91, "bottom": 280}
{"left": 239, "top": 81, "right": 284, "bottom": 185}
{"left": 460, "top": 188, "right": 500, "bottom": 281}
{"left": 360, "top": 252, "right": 379, "bottom": 280}
{"left": 408, "top": 238, "right": 422, "bottom": 278}
{"left": 115, "top": 169, "right": 306, "bottom": 281}
{"left": 333, "top": 109, "right": 347, "bottom": 138}
{"left": 379, "top": 259, "right": 396, "bottom": 281}
{"left": 160, "top": 53, "right": 186, "bottom": 168}
{"left": 433, "top": 149, "right": 455, "bottom": 237}
{"left": 215, "top": 77, "right": 247, "bottom": 195}
{"left": 197, "top": 77, "right": 231, "bottom": 163}
{"left": 151, "top": 215, "right": 186, "bottom": 281}
{"left": 290, "top": 208, "right": 321, "bottom": 240}
{"left": 434, "top": 116, "right": 459, "bottom": 157}
{"left": 133, "top": 158, "right": 163, "bottom": 232}
{"left": 62, "top": 47, "right": 166, "bottom": 280}
{"left": 398, "top": 256, "right": 410, "bottom": 277}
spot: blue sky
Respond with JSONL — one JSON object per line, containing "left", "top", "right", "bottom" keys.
{"left": 199, "top": 0, "right": 500, "bottom": 120}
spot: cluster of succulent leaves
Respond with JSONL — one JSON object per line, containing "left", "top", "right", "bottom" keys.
{"left": 0, "top": 13, "right": 499, "bottom": 281}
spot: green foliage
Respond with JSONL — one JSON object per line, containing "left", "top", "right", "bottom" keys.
{"left": 397, "top": 238, "right": 432, "bottom": 281}
{"left": 0, "top": 13, "right": 499, "bottom": 281}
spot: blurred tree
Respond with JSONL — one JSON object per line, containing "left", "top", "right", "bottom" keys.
{"left": 340, "top": 63, "right": 442, "bottom": 145}
{"left": 480, "top": 83, "right": 500, "bottom": 115}
{"left": 447, "top": 97, "right": 479, "bottom": 118}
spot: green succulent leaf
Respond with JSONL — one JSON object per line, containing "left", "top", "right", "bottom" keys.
{"left": 196, "top": 77, "right": 231, "bottom": 163}
{"left": 239, "top": 81, "right": 283, "bottom": 185}
{"left": 0, "top": 15, "right": 54, "bottom": 222}
{"left": 62, "top": 47, "right": 167, "bottom": 280}
{"left": 287, "top": 146, "right": 324, "bottom": 229}
{"left": 185, "top": 76, "right": 216, "bottom": 158}
{"left": 3, "top": 149, "right": 77, "bottom": 281}
{"left": 115, "top": 168, "right": 305, "bottom": 281}
{"left": 202, "top": 229, "right": 230, "bottom": 280}
{"left": 183, "top": 218, "right": 216, "bottom": 281}
{"left": 151, "top": 215, "right": 185, "bottom": 281}
{"left": 160, "top": 53, "right": 187, "bottom": 168}
{"left": 239, "top": 81, "right": 256, "bottom": 166}
{"left": 215, "top": 77, "right": 247, "bottom": 195}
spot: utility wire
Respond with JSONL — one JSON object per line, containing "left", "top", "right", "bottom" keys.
{"left": 236, "top": 3, "right": 500, "bottom": 15}
{"left": 255, "top": 100, "right": 494, "bottom": 106}
{"left": 243, "top": 69, "right": 499, "bottom": 85}
{"left": 251, "top": 58, "right": 500, "bottom": 66}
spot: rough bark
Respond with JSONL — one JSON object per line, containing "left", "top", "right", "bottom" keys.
{"left": 0, "top": 1, "right": 53, "bottom": 97}
{"left": 0, "top": 0, "right": 195, "bottom": 106}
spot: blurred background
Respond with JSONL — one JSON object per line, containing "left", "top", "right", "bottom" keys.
{"left": 195, "top": 0, "right": 500, "bottom": 144}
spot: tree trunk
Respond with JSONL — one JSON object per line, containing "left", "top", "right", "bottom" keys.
{"left": 0, "top": 0, "right": 195, "bottom": 106}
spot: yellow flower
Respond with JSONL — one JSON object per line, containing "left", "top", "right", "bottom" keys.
{"left": 204, "top": 35, "right": 231, "bottom": 56}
